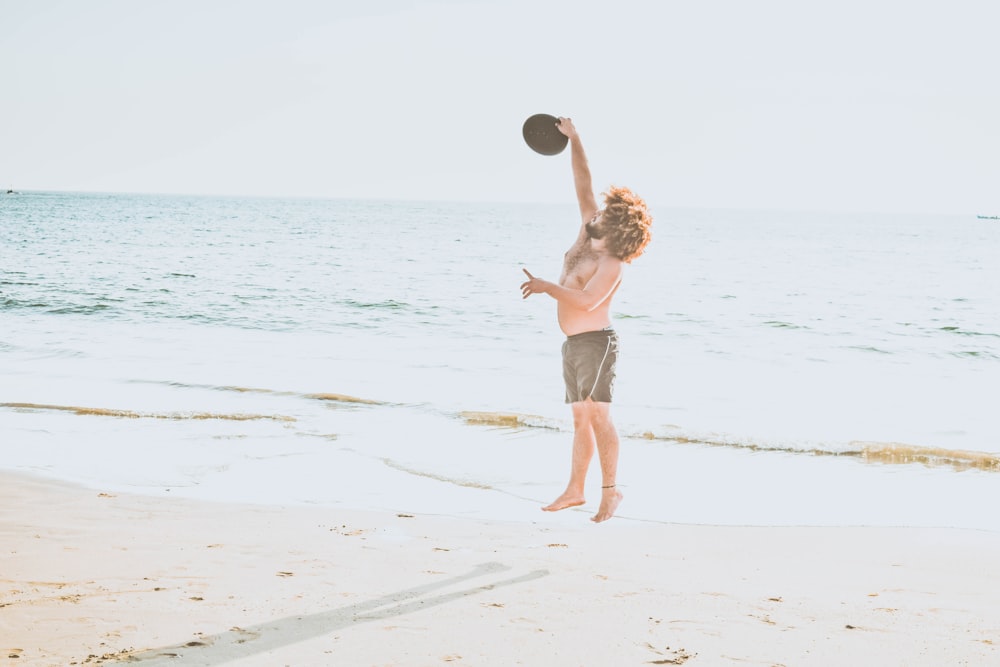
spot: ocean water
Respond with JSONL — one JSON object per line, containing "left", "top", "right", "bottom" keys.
{"left": 2, "top": 191, "right": 998, "bottom": 530}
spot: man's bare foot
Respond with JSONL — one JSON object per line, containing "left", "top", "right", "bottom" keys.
{"left": 591, "top": 488, "right": 623, "bottom": 523}
{"left": 541, "top": 492, "right": 586, "bottom": 512}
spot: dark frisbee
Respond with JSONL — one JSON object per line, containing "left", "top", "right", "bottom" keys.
{"left": 522, "top": 113, "right": 568, "bottom": 156}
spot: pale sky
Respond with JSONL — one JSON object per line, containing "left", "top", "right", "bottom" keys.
{"left": 2, "top": 0, "right": 998, "bottom": 214}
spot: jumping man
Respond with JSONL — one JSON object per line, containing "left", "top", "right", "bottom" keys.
{"left": 520, "top": 117, "right": 653, "bottom": 523}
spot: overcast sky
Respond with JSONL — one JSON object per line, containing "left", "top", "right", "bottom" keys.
{"left": 2, "top": 0, "right": 998, "bottom": 214}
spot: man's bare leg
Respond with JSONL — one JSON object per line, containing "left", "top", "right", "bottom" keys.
{"left": 542, "top": 401, "right": 596, "bottom": 512}
{"left": 590, "top": 402, "right": 623, "bottom": 523}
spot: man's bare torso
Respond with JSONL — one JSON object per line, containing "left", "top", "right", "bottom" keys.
{"left": 557, "top": 236, "right": 620, "bottom": 336}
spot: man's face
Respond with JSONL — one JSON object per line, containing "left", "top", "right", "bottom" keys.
{"left": 585, "top": 210, "right": 607, "bottom": 239}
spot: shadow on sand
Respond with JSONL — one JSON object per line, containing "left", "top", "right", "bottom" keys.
{"left": 117, "top": 562, "right": 547, "bottom": 665}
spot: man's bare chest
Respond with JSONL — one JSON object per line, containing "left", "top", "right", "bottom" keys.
{"left": 561, "top": 243, "right": 599, "bottom": 286}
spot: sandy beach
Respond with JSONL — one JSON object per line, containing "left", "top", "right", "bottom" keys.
{"left": 1, "top": 472, "right": 998, "bottom": 666}
{"left": 6, "top": 0, "right": 1000, "bottom": 663}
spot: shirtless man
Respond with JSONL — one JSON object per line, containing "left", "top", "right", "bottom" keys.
{"left": 520, "top": 117, "right": 653, "bottom": 523}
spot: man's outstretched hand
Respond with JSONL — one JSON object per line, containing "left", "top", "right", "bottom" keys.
{"left": 521, "top": 268, "right": 550, "bottom": 299}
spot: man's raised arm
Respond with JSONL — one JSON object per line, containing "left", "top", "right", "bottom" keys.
{"left": 556, "top": 117, "right": 599, "bottom": 226}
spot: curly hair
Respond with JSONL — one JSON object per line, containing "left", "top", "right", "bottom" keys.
{"left": 600, "top": 186, "right": 653, "bottom": 263}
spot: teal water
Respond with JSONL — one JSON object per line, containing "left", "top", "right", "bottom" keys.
{"left": 2, "top": 191, "right": 999, "bottom": 529}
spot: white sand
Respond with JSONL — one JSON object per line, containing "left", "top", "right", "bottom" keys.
{"left": 2, "top": 471, "right": 999, "bottom": 666}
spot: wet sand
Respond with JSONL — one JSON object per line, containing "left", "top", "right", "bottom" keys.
{"left": 2, "top": 471, "right": 999, "bottom": 666}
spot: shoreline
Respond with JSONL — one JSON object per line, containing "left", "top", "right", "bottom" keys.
{"left": 2, "top": 470, "right": 999, "bottom": 666}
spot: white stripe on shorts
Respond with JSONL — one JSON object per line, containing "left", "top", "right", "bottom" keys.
{"left": 589, "top": 336, "right": 613, "bottom": 399}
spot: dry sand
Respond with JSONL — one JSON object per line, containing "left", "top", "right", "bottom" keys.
{"left": 2, "top": 471, "right": 999, "bottom": 666}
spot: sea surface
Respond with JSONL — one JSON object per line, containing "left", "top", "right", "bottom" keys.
{"left": 2, "top": 191, "right": 998, "bottom": 530}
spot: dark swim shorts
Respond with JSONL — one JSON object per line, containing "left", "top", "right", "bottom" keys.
{"left": 562, "top": 328, "right": 619, "bottom": 403}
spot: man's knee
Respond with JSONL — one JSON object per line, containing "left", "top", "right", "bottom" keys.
{"left": 571, "top": 398, "right": 611, "bottom": 426}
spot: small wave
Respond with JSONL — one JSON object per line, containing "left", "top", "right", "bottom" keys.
{"left": 1, "top": 402, "right": 295, "bottom": 422}
{"left": 844, "top": 345, "right": 891, "bottom": 355}
{"left": 1, "top": 297, "right": 117, "bottom": 316}
{"left": 636, "top": 431, "right": 845, "bottom": 457}
{"left": 305, "top": 392, "right": 383, "bottom": 405}
{"left": 344, "top": 298, "right": 409, "bottom": 310}
{"left": 460, "top": 411, "right": 558, "bottom": 430}
{"left": 139, "top": 380, "right": 385, "bottom": 405}
{"left": 939, "top": 326, "right": 1000, "bottom": 339}
{"left": 47, "top": 303, "right": 113, "bottom": 315}
{"left": 636, "top": 430, "right": 1000, "bottom": 472}
{"left": 949, "top": 350, "right": 1000, "bottom": 360}
{"left": 215, "top": 385, "right": 383, "bottom": 404}
{"left": 461, "top": 411, "right": 1000, "bottom": 473}
{"left": 2, "top": 297, "right": 47, "bottom": 310}
{"left": 764, "top": 320, "right": 806, "bottom": 330}
{"left": 856, "top": 442, "right": 1000, "bottom": 472}
{"left": 379, "top": 457, "right": 495, "bottom": 490}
